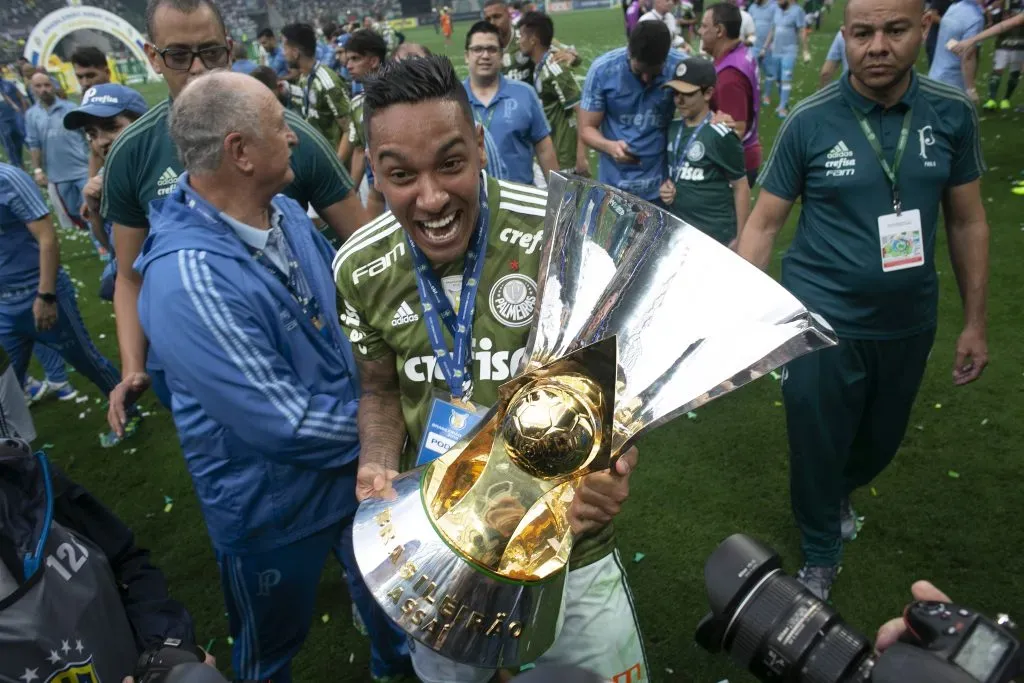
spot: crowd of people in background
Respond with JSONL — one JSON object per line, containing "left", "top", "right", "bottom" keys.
{"left": 0, "top": 0, "right": 1009, "bottom": 678}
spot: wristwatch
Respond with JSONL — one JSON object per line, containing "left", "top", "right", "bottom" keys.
{"left": 37, "top": 292, "right": 56, "bottom": 304}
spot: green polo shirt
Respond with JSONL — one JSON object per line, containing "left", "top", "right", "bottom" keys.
{"left": 666, "top": 118, "right": 746, "bottom": 245}
{"left": 101, "top": 101, "right": 353, "bottom": 229}
{"left": 758, "top": 73, "right": 984, "bottom": 339}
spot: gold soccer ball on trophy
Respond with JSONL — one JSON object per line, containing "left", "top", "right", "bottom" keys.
{"left": 500, "top": 381, "right": 599, "bottom": 479}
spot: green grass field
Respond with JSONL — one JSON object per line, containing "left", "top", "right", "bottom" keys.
{"left": 11, "top": 6, "right": 1024, "bottom": 681}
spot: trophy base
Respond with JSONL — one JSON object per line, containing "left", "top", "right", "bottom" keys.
{"left": 352, "top": 466, "right": 568, "bottom": 668}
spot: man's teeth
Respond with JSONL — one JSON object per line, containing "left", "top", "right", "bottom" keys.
{"left": 422, "top": 212, "right": 457, "bottom": 229}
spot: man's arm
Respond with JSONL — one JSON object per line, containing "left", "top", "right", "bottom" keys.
{"left": 27, "top": 216, "right": 58, "bottom": 296}
{"left": 943, "top": 179, "right": 989, "bottom": 384}
{"left": 761, "top": 26, "right": 775, "bottom": 53}
{"left": 819, "top": 60, "right": 840, "bottom": 89}
{"left": 351, "top": 146, "right": 366, "bottom": 188}
{"left": 732, "top": 176, "right": 751, "bottom": 243}
{"left": 961, "top": 44, "right": 980, "bottom": 101}
{"left": 534, "top": 136, "right": 559, "bottom": 180}
{"left": 338, "top": 130, "right": 355, "bottom": 166}
{"left": 318, "top": 194, "right": 369, "bottom": 240}
{"left": 354, "top": 354, "right": 407, "bottom": 500}
{"left": 737, "top": 190, "right": 795, "bottom": 269}
{"left": 952, "top": 12, "right": 1024, "bottom": 54}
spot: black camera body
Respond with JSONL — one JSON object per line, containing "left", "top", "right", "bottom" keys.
{"left": 134, "top": 639, "right": 228, "bottom": 683}
{"left": 695, "top": 534, "right": 1021, "bottom": 683}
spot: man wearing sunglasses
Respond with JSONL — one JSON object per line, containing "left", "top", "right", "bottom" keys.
{"left": 102, "top": 0, "right": 367, "bottom": 430}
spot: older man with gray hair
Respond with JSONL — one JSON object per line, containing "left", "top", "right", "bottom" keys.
{"left": 134, "top": 70, "right": 412, "bottom": 683}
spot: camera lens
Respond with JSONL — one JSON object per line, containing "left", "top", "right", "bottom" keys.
{"left": 695, "top": 535, "right": 876, "bottom": 683}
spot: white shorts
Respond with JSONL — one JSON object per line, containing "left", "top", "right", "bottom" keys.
{"left": 411, "top": 550, "right": 647, "bottom": 683}
{"left": 0, "top": 365, "right": 36, "bottom": 445}
{"left": 993, "top": 48, "right": 1024, "bottom": 71}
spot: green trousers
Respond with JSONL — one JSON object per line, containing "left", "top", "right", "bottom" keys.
{"left": 781, "top": 328, "right": 936, "bottom": 566}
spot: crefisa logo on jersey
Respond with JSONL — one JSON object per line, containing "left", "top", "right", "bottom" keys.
{"left": 489, "top": 273, "right": 537, "bottom": 328}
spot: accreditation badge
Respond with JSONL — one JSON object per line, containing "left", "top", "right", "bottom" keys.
{"left": 878, "top": 209, "right": 924, "bottom": 272}
{"left": 416, "top": 388, "right": 488, "bottom": 466}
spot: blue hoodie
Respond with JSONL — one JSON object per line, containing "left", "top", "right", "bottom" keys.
{"left": 135, "top": 177, "right": 361, "bottom": 555}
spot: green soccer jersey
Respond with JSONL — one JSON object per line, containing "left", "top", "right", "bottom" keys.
{"left": 348, "top": 92, "right": 366, "bottom": 151}
{"left": 533, "top": 56, "right": 582, "bottom": 171}
{"left": 502, "top": 28, "right": 534, "bottom": 81}
{"left": 334, "top": 173, "right": 614, "bottom": 569}
{"left": 996, "top": 0, "right": 1024, "bottom": 49}
{"left": 758, "top": 73, "right": 984, "bottom": 340}
{"left": 300, "top": 63, "right": 351, "bottom": 151}
{"left": 101, "top": 102, "right": 353, "bottom": 229}
{"left": 666, "top": 118, "right": 746, "bottom": 245}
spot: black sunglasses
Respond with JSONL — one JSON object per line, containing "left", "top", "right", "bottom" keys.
{"left": 155, "top": 45, "right": 230, "bottom": 71}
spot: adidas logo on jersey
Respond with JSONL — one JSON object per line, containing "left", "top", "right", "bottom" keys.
{"left": 827, "top": 141, "right": 854, "bottom": 159}
{"left": 825, "top": 140, "right": 856, "bottom": 177}
{"left": 392, "top": 301, "right": 419, "bottom": 327}
{"left": 157, "top": 167, "right": 180, "bottom": 196}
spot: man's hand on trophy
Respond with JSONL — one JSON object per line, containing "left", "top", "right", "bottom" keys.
{"left": 659, "top": 179, "right": 676, "bottom": 206}
{"left": 568, "top": 446, "right": 638, "bottom": 536}
{"left": 356, "top": 462, "right": 399, "bottom": 502}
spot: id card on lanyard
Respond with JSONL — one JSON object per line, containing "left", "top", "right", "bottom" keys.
{"left": 669, "top": 112, "right": 712, "bottom": 182}
{"left": 847, "top": 105, "right": 925, "bottom": 272}
{"left": 409, "top": 181, "right": 491, "bottom": 465}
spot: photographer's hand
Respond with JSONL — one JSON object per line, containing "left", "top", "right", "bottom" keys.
{"left": 875, "top": 581, "right": 952, "bottom": 651}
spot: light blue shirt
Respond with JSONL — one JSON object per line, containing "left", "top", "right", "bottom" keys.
{"left": 219, "top": 206, "right": 290, "bottom": 274}
{"left": 232, "top": 59, "right": 258, "bottom": 74}
{"left": 771, "top": 3, "right": 807, "bottom": 55}
{"left": 928, "top": 0, "right": 985, "bottom": 91}
{"left": 463, "top": 76, "right": 551, "bottom": 185}
{"left": 748, "top": 0, "right": 777, "bottom": 53}
{"left": 826, "top": 30, "right": 848, "bottom": 70}
{"left": 0, "top": 163, "right": 50, "bottom": 291}
{"left": 580, "top": 46, "right": 686, "bottom": 202}
{"left": 267, "top": 46, "right": 290, "bottom": 78}
{"left": 24, "top": 98, "right": 89, "bottom": 184}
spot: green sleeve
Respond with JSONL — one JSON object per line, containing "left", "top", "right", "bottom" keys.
{"left": 553, "top": 65, "right": 581, "bottom": 109}
{"left": 100, "top": 137, "right": 146, "bottom": 228}
{"left": 335, "top": 270, "right": 392, "bottom": 362}
{"left": 948, "top": 97, "right": 986, "bottom": 187}
{"left": 287, "top": 112, "right": 353, "bottom": 211}
{"left": 713, "top": 130, "right": 747, "bottom": 182}
{"left": 758, "top": 113, "right": 806, "bottom": 201}
{"left": 322, "top": 80, "right": 350, "bottom": 124}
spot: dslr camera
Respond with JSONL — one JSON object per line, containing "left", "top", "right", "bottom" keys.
{"left": 134, "top": 639, "right": 228, "bottom": 683}
{"left": 695, "top": 534, "right": 1021, "bottom": 683}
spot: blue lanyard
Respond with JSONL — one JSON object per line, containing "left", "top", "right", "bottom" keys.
{"left": 670, "top": 113, "right": 712, "bottom": 181}
{"left": 406, "top": 181, "right": 490, "bottom": 400}
{"left": 533, "top": 50, "right": 549, "bottom": 93}
{"left": 303, "top": 62, "right": 320, "bottom": 118}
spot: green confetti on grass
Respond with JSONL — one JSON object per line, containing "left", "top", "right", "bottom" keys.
{"left": 633, "top": 552, "right": 645, "bottom": 563}
{"left": 227, "top": 636, "right": 234, "bottom": 646}
{"left": 871, "top": 487, "right": 878, "bottom": 497}
{"left": 948, "top": 470, "right": 960, "bottom": 479}
{"left": 686, "top": 411, "right": 697, "bottom": 420}
{"left": 770, "top": 370, "right": 781, "bottom": 380}
{"left": 321, "top": 613, "right": 330, "bottom": 623}
{"left": 42, "top": 443, "right": 54, "bottom": 449}
{"left": 204, "top": 638, "right": 215, "bottom": 652}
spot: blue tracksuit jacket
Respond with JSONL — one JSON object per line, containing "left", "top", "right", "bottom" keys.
{"left": 135, "top": 178, "right": 361, "bottom": 555}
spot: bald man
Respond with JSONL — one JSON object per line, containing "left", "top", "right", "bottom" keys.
{"left": 739, "top": 0, "right": 989, "bottom": 600}
{"left": 134, "top": 71, "right": 410, "bottom": 682}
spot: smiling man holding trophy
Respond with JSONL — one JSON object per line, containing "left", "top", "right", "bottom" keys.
{"left": 335, "top": 55, "right": 837, "bottom": 682}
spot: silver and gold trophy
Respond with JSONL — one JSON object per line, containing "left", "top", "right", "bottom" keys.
{"left": 351, "top": 174, "right": 837, "bottom": 668}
